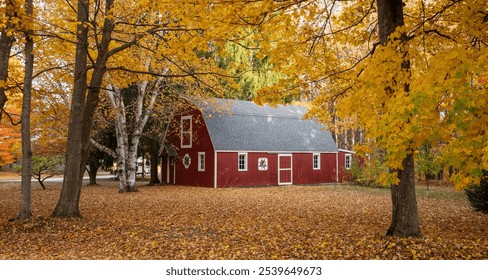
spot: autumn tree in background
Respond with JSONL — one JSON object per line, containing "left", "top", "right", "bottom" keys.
{"left": 0, "top": 119, "right": 20, "bottom": 166}
{"left": 0, "top": 57, "right": 23, "bottom": 167}
{"left": 217, "top": 42, "right": 282, "bottom": 101}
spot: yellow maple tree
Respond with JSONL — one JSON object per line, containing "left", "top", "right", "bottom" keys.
{"left": 255, "top": 0, "right": 487, "bottom": 190}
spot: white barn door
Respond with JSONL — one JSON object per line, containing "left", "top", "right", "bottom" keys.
{"left": 278, "top": 154, "right": 293, "bottom": 185}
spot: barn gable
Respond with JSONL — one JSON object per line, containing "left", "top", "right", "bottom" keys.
{"left": 196, "top": 98, "right": 338, "bottom": 153}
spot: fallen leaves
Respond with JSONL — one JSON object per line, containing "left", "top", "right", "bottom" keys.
{"left": 0, "top": 182, "right": 486, "bottom": 259}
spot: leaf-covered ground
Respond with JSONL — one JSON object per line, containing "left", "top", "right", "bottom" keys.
{"left": 0, "top": 181, "right": 486, "bottom": 259}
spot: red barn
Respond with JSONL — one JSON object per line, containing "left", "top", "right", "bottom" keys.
{"left": 161, "top": 98, "right": 353, "bottom": 188}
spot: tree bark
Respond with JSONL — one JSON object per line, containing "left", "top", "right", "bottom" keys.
{"left": 104, "top": 74, "right": 162, "bottom": 192}
{"left": 0, "top": 0, "right": 15, "bottom": 121}
{"left": 51, "top": 0, "right": 90, "bottom": 218}
{"left": 376, "top": 0, "right": 421, "bottom": 237}
{"left": 386, "top": 153, "right": 421, "bottom": 237}
{"left": 86, "top": 159, "right": 99, "bottom": 185}
{"left": 18, "top": 0, "right": 34, "bottom": 220}
{"left": 53, "top": 0, "right": 115, "bottom": 217}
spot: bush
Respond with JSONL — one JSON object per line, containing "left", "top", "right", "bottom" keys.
{"left": 345, "top": 155, "right": 388, "bottom": 188}
{"left": 465, "top": 170, "right": 488, "bottom": 214}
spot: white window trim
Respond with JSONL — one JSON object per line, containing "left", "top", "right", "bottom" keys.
{"left": 198, "top": 152, "right": 205, "bottom": 172}
{"left": 345, "top": 154, "right": 352, "bottom": 169}
{"left": 180, "top": 115, "right": 192, "bottom": 148}
{"left": 238, "top": 152, "right": 248, "bottom": 171}
{"left": 313, "top": 153, "right": 320, "bottom": 170}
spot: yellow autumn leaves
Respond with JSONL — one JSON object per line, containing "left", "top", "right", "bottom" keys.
{"left": 255, "top": 0, "right": 487, "bottom": 189}
{"left": 1, "top": 183, "right": 486, "bottom": 259}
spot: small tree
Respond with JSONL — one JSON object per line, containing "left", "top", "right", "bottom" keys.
{"left": 416, "top": 144, "right": 443, "bottom": 197}
{"left": 16, "top": 155, "right": 64, "bottom": 189}
{"left": 465, "top": 171, "right": 488, "bottom": 214}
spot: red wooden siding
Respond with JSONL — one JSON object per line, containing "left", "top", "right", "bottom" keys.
{"left": 174, "top": 151, "right": 214, "bottom": 187}
{"left": 292, "top": 153, "right": 337, "bottom": 184}
{"left": 216, "top": 152, "right": 339, "bottom": 187}
{"left": 217, "top": 152, "right": 279, "bottom": 187}
{"left": 162, "top": 108, "right": 216, "bottom": 187}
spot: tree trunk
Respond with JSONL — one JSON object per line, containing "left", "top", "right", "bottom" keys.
{"left": 86, "top": 160, "right": 99, "bottom": 185}
{"left": 80, "top": 0, "right": 115, "bottom": 179}
{"left": 386, "top": 153, "right": 421, "bottom": 237}
{"left": 106, "top": 76, "right": 162, "bottom": 192}
{"left": 127, "top": 143, "right": 138, "bottom": 192}
{"left": 51, "top": 0, "right": 89, "bottom": 218}
{"left": 53, "top": 0, "right": 115, "bottom": 217}
{"left": 0, "top": 0, "right": 15, "bottom": 121}
{"left": 18, "top": 0, "right": 34, "bottom": 220}
{"left": 149, "top": 150, "right": 160, "bottom": 185}
{"left": 377, "top": 0, "right": 421, "bottom": 237}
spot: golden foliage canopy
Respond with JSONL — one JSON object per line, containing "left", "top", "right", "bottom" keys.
{"left": 255, "top": 0, "right": 487, "bottom": 189}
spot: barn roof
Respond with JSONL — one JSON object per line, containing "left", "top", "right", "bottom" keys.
{"left": 195, "top": 98, "right": 338, "bottom": 153}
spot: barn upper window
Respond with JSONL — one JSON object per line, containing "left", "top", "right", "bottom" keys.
{"left": 345, "top": 154, "right": 352, "bottom": 169}
{"left": 181, "top": 115, "right": 192, "bottom": 148}
{"left": 238, "top": 153, "right": 248, "bottom": 171}
{"left": 313, "top": 153, "right": 320, "bottom": 170}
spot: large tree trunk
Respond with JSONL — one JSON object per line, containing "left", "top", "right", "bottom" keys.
{"left": 386, "top": 153, "right": 420, "bottom": 237}
{"left": 52, "top": 0, "right": 115, "bottom": 217}
{"left": 52, "top": 0, "right": 90, "bottom": 218}
{"left": 377, "top": 0, "right": 421, "bottom": 237}
{"left": 18, "top": 0, "right": 34, "bottom": 220}
{"left": 0, "top": 0, "right": 15, "bottom": 121}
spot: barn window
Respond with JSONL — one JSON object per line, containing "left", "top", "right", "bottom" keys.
{"left": 180, "top": 115, "right": 192, "bottom": 148}
{"left": 198, "top": 152, "right": 205, "bottom": 172}
{"left": 313, "top": 153, "right": 320, "bottom": 170}
{"left": 238, "top": 153, "right": 248, "bottom": 171}
{"left": 345, "top": 154, "right": 352, "bottom": 169}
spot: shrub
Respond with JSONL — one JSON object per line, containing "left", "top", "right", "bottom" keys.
{"left": 465, "top": 170, "right": 488, "bottom": 214}
{"left": 345, "top": 155, "right": 388, "bottom": 188}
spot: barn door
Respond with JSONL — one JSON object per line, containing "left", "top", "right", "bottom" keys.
{"left": 278, "top": 154, "right": 293, "bottom": 185}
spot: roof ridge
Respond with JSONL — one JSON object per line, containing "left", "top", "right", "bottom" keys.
{"left": 217, "top": 111, "right": 304, "bottom": 120}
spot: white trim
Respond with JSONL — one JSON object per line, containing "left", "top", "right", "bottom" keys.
{"left": 278, "top": 154, "right": 293, "bottom": 185}
{"left": 173, "top": 159, "right": 176, "bottom": 184}
{"left": 180, "top": 115, "right": 192, "bottom": 148}
{"left": 338, "top": 148, "right": 355, "bottom": 153}
{"left": 214, "top": 150, "right": 339, "bottom": 154}
{"left": 345, "top": 153, "right": 352, "bottom": 169}
{"left": 214, "top": 151, "right": 218, "bottom": 189}
{"left": 312, "top": 153, "right": 320, "bottom": 170}
{"left": 238, "top": 152, "right": 248, "bottom": 171}
{"left": 198, "top": 152, "right": 205, "bottom": 172}
{"left": 166, "top": 157, "right": 170, "bottom": 183}
{"left": 336, "top": 152, "right": 339, "bottom": 183}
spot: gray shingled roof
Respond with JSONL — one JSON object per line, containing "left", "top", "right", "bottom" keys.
{"left": 196, "top": 98, "right": 338, "bottom": 152}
